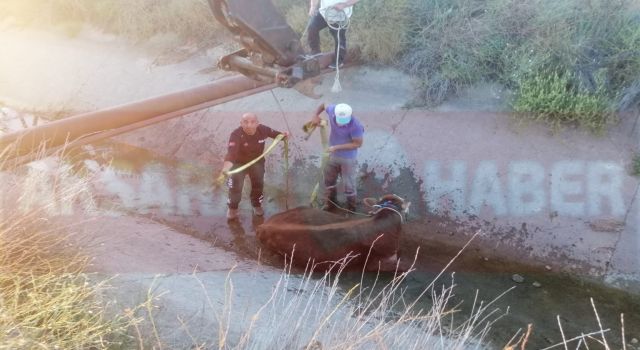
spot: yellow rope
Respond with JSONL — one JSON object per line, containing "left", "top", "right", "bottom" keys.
{"left": 216, "top": 134, "right": 286, "bottom": 186}
{"left": 309, "top": 120, "right": 329, "bottom": 205}
{"left": 283, "top": 137, "right": 289, "bottom": 209}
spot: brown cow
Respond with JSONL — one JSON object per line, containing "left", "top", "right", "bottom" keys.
{"left": 256, "top": 194, "right": 410, "bottom": 271}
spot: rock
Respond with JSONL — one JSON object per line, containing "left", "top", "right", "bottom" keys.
{"left": 632, "top": 338, "right": 638, "bottom": 344}
{"left": 512, "top": 274, "right": 525, "bottom": 283}
{"left": 545, "top": 265, "right": 552, "bottom": 271}
{"left": 533, "top": 281, "right": 542, "bottom": 288}
{"left": 483, "top": 257, "right": 489, "bottom": 262}
{"left": 589, "top": 219, "right": 625, "bottom": 232}
{"left": 544, "top": 336, "right": 554, "bottom": 344}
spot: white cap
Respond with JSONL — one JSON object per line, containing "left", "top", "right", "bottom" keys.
{"left": 334, "top": 103, "right": 352, "bottom": 125}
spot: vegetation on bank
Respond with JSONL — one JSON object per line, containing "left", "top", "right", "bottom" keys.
{"left": 0, "top": 0, "right": 221, "bottom": 44}
{"left": 632, "top": 153, "right": 640, "bottom": 177}
{"left": 0, "top": 156, "right": 131, "bottom": 348}
{"left": 299, "top": 0, "right": 638, "bottom": 132}
{"left": 278, "top": 0, "right": 639, "bottom": 132}
{"left": 2, "top": 0, "right": 638, "bottom": 131}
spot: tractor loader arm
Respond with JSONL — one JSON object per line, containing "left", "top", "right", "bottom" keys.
{"left": 207, "top": 0, "right": 333, "bottom": 88}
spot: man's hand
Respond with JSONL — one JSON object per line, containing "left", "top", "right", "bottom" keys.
{"left": 220, "top": 161, "right": 233, "bottom": 177}
{"left": 215, "top": 170, "right": 228, "bottom": 186}
{"left": 311, "top": 103, "right": 325, "bottom": 126}
{"left": 333, "top": 2, "right": 348, "bottom": 10}
{"left": 327, "top": 145, "right": 337, "bottom": 153}
{"left": 333, "top": 0, "right": 358, "bottom": 10}
{"left": 282, "top": 131, "right": 290, "bottom": 139}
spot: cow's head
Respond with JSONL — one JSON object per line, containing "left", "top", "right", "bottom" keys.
{"left": 362, "top": 194, "right": 411, "bottom": 222}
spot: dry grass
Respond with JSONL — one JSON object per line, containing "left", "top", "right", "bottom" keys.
{"left": 349, "top": 0, "right": 411, "bottom": 64}
{"left": 174, "top": 230, "right": 630, "bottom": 349}
{"left": 0, "top": 150, "right": 131, "bottom": 349}
{"left": 274, "top": 0, "right": 411, "bottom": 64}
{"left": 0, "top": 0, "right": 223, "bottom": 44}
{"left": 185, "top": 232, "right": 508, "bottom": 349}
{"left": 0, "top": 0, "right": 411, "bottom": 64}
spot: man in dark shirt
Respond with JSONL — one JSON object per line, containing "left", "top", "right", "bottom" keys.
{"left": 220, "top": 113, "right": 288, "bottom": 220}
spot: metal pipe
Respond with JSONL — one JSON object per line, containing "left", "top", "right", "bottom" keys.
{"left": 226, "top": 55, "right": 281, "bottom": 79}
{"left": 0, "top": 75, "right": 270, "bottom": 159}
{"left": 3, "top": 81, "right": 278, "bottom": 169}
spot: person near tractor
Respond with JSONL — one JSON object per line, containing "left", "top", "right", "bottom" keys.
{"left": 307, "top": 0, "right": 360, "bottom": 68}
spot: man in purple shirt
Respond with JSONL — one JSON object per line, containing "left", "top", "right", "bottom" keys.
{"left": 310, "top": 102, "right": 364, "bottom": 212}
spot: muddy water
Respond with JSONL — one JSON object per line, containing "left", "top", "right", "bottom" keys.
{"left": 76, "top": 141, "right": 640, "bottom": 349}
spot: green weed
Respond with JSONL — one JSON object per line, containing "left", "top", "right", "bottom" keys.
{"left": 632, "top": 153, "right": 640, "bottom": 177}
{"left": 512, "top": 69, "right": 614, "bottom": 132}
{"left": 399, "top": 0, "right": 640, "bottom": 125}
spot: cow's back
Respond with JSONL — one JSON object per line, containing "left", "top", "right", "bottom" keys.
{"left": 256, "top": 206, "right": 402, "bottom": 266}
{"left": 261, "top": 206, "right": 352, "bottom": 226}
